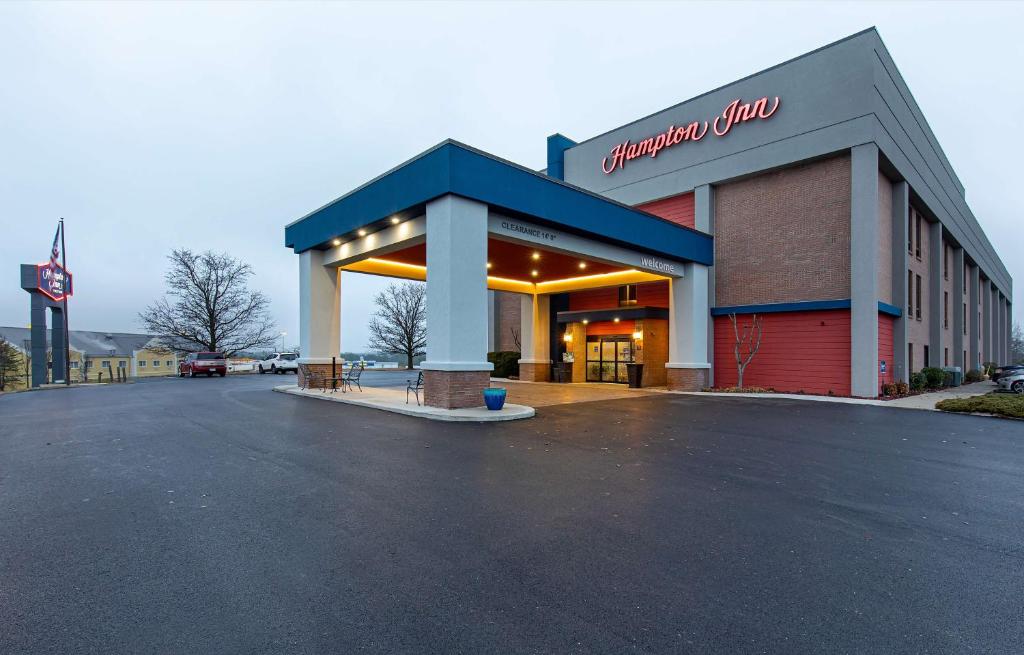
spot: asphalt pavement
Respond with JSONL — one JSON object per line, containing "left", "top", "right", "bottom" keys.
{"left": 1, "top": 374, "right": 1022, "bottom": 654}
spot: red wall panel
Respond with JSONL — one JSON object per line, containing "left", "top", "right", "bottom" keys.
{"left": 878, "top": 313, "right": 895, "bottom": 387}
{"left": 586, "top": 321, "right": 630, "bottom": 336}
{"left": 636, "top": 281, "right": 669, "bottom": 307}
{"left": 636, "top": 192, "right": 696, "bottom": 229}
{"left": 569, "top": 287, "right": 617, "bottom": 311}
{"left": 713, "top": 310, "right": 851, "bottom": 396}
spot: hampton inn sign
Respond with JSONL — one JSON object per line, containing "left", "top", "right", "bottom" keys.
{"left": 600, "top": 95, "right": 781, "bottom": 174}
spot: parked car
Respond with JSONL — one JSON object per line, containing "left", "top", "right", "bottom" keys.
{"left": 259, "top": 352, "right": 298, "bottom": 374}
{"left": 996, "top": 371, "right": 1024, "bottom": 394}
{"left": 991, "top": 364, "right": 1024, "bottom": 382}
{"left": 179, "top": 352, "right": 227, "bottom": 378}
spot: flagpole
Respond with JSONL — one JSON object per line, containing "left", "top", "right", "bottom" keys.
{"left": 60, "top": 218, "right": 70, "bottom": 386}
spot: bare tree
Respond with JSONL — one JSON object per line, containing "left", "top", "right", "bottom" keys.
{"left": 139, "top": 249, "right": 277, "bottom": 357}
{"left": 1012, "top": 322, "right": 1024, "bottom": 364}
{"left": 367, "top": 282, "right": 426, "bottom": 369}
{"left": 509, "top": 326, "right": 521, "bottom": 352}
{"left": 729, "top": 313, "right": 763, "bottom": 388}
{"left": 0, "top": 337, "right": 23, "bottom": 391}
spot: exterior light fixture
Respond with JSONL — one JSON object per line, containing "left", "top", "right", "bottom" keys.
{"left": 531, "top": 270, "right": 539, "bottom": 277}
{"left": 578, "top": 262, "right": 587, "bottom": 269}
{"left": 582, "top": 319, "right": 589, "bottom": 325}
{"left": 358, "top": 229, "right": 367, "bottom": 237}
{"left": 563, "top": 333, "right": 572, "bottom": 343}
{"left": 613, "top": 317, "right": 620, "bottom": 323}
{"left": 531, "top": 252, "right": 540, "bottom": 260}
{"left": 632, "top": 331, "right": 643, "bottom": 340}
{"left": 390, "top": 217, "right": 400, "bottom": 224}
{"left": 486, "top": 262, "right": 492, "bottom": 269}
{"left": 332, "top": 238, "right": 341, "bottom": 246}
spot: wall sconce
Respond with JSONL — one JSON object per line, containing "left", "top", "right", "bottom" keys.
{"left": 563, "top": 333, "right": 573, "bottom": 343}
{"left": 632, "top": 331, "right": 643, "bottom": 340}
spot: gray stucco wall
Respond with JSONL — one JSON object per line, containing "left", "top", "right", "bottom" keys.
{"left": 560, "top": 28, "right": 1010, "bottom": 302}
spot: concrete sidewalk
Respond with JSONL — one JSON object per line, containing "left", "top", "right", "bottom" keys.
{"left": 274, "top": 384, "right": 534, "bottom": 421}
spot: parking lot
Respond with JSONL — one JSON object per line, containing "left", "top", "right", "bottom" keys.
{"left": 1, "top": 374, "right": 1023, "bottom": 653}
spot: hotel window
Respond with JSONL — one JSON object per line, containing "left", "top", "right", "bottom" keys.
{"left": 153, "top": 360, "right": 160, "bottom": 367}
{"left": 618, "top": 284, "right": 637, "bottom": 307}
{"left": 102, "top": 360, "right": 110, "bottom": 368}
{"left": 915, "top": 213, "right": 922, "bottom": 259}
{"left": 907, "top": 211, "right": 913, "bottom": 253}
{"left": 909, "top": 343, "right": 914, "bottom": 372}
{"left": 963, "top": 304, "right": 967, "bottom": 334}
{"left": 907, "top": 269, "right": 913, "bottom": 314}
{"left": 964, "top": 350, "right": 968, "bottom": 367}
{"left": 963, "top": 268, "right": 967, "bottom": 294}
{"left": 943, "top": 291, "right": 949, "bottom": 329}
{"left": 70, "top": 361, "right": 79, "bottom": 369}
{"left": 118, "top": 361, "right": 126, "bottom": 369}
{"left": 944, "top": 348, "right": 949, "bottom": 367}
{"left": 166, "top": 360, "right": 173, "bottom": 367}
{"left": 915, "top": 274, "right": 922, "bottom": 320}
{"left": 86, "top": 361, "right": 93, "bottom": 369}
{"left": 139, "top": 360, "right": 147, "bottom": 368}
{"left": 944, "top": 246, "right": 949, "bottom": 280}
{"left": 924, "top": 344, "right": 930, "bottom": 367}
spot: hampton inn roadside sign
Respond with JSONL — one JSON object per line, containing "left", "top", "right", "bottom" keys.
{"left": 35, "top": 261, "right": 73, "bottom": 302}
{"left": 601, "top": 95, "right": 781, "bottom": 174}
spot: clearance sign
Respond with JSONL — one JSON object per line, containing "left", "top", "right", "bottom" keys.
{"left": 601, "top": 96, "right": 781, "bottom": 174}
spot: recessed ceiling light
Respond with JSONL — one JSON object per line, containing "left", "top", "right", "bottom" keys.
{"left": 531, "top": 252, "right": 541, "bottom": 260}
{"left": 358, "top": 229, "right": 367, "bottom": 237}
{"left": 390, "top": 217, "right": 400, "bottom": 224}
{"left": 582, "top": 319, "right": 589, "bottom": 325}
{"left": 531, "top": 270, "right": 539, "bottom": 277}
{"left": 613, "top": 317, "right": 620, "bottom": 323}
{"left": 332, "top": 239, "right": 341, "bottom": 246}
{"left": 578, "top": 262, "right": 587, "bottom": 269}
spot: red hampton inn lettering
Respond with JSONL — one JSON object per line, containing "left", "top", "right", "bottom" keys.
{"left": 601, "top": 96, "right": 781, "bottom": 174}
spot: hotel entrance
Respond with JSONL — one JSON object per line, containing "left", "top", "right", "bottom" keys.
{"left": 584, "top": 335, "right": 635, "bottom": 383}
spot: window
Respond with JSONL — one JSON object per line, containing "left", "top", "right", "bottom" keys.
{"left": 907, "top": 269, "right": 914, "bottom": 315}
{"left": 944, "top": 291, "right": 949, "bottom": 329}
{"left": 924, "top": 344, "right": 930, "bottom": 367}
{"left": 915, "top": 275, "right": 922, "bottom": 320}
{"left": 944, "top": 348, "right": 949, "bottom": 367}
{"left": 915, "top": 213, "right": 922, "bottom": 259}
{"left": 618, "top": 284, "right": 637, "bottom": 307}
{"left": 907, "top": 211, "right": 913, "bottom": 253}
{"left": 152, "top": 360, "right": 160, "bottom": 367}
{"left": 944, "top": 246, "right": 949, "bottom": 280}
{"left": 963, "top": 268, "right": 967, "bottom": 294}
{"left": 909, "top": 343, "right": 914, "bottom": 372}
{"left": 166, "top": 360, "right": 173, "bottom": 367}
{"left": 963, "top": 304, "right": 967, "bottom": 335}
{"left": 86, "top": 361, "right": 93, "bottom": 369}
{"left": 102, "top": 360, "right": 110, "bottom": 368}
{"left": 70, "top": 361, "right": 79, "bottom": 369}
{"left": 139, "top": 360, "right": 147, "bottom": 368}
{"left": 118, "top": 361, "right": 126, "bottom": 369}
{"left": 964, "top": 350, "right": 967, "bottom": 368}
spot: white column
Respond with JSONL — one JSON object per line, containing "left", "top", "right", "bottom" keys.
{"left": 850, "top": 143, "right": 879, "bottom": 396}
{"left": 666, "top": 264, "right": 710, "bottom": 368}
{"left": 519, "top": 294, "right": 551, "bottom": 364}
{"left": 421, "top": 195, "right": 492, "bottom": 371}
{"left": 298, "top": 249, "right": 341, "bottom": 361}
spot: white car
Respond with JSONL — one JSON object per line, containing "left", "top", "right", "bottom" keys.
{"left": 996, "top": 371, "right": 1024, "bottom": 394}
{"left": 258, "top": 352, "right": 299, "bottom": 374}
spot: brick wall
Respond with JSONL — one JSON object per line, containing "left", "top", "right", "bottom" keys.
{"left": 879, "top": 313, "right": 895, "bottom": 386}
{"left": 940, "top": 239, "right": 953, "bottom": 366}
{"left": 493, "top": 291, "right": 522, "bottom": 352}
{"left": 878, "top": 172, "right": 893, "bottom": 304}
{"left": 714, "top": 154, "right": 851, "bottom": 306}
{"left": 424, "top": 370, "right": 490, "bottom": 409}
{"left": 637, "top": 318, "right": 668, "bottom": 386}
{"left": 713, "top": 310, "right": 852, "bottom": 396}
{"left": 636, "top": 192, "right": 696, "bottom": 230}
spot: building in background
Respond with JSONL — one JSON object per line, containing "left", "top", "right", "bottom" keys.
{"left": 0, "top": 327, "right": 178, "bottom": 389}
{"left": 286, "top": 28, "right": 1012, "bottom": 406}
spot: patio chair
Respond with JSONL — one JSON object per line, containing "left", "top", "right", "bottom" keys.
{"left": 406, "top": 371, "right": 424, "bottom": 405}
{"left": 343, "top": 362, "right": 365, "bottom": 392}
{"left": 298, "top": 363, "right": 325, "bottom": 391}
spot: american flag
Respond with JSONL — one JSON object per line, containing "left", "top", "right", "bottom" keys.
{"left": 49, "top": 224, "right": 61, "bottom": 271}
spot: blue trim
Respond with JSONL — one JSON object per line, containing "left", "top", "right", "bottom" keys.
{"left": 284, "top": 140, "right": 714, "bottom": 266}
{"left": 546, "top": 134, "right": 576, "bottom": 181}
{"left": 877, "top": 301, "right": 902, "bottom": 317}
{"left": 711, "top": 300, "right": 851, "bottom": 316}
{"left": 711, "top": 299, "right": 905, "bottom": 317}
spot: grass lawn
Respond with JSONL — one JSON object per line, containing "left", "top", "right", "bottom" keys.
{"left": 935, "top": 393, "right": 1024, "bottom": 419}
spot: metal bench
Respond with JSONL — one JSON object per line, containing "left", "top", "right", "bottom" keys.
{"left": 406, "top": 371, "right": 424, "bottom": 405}
{"left": 297, "top": 363, "right": 325, "bottom": 391}
{"left": 342, "top": 362, "right": 364, "bottom": 392}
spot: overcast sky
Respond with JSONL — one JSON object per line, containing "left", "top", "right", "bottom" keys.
{"left": 1, "top": 1, "right": 1020, "bottom": 351}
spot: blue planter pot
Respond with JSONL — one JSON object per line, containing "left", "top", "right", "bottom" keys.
{"left": 483, "top": 387, "right": 507, "bottom": 410}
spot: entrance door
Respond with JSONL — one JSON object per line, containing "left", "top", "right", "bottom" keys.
{"left": 585, "top": 336, "right": 634, "bottom": 383}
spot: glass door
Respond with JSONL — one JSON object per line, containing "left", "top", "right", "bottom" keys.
{"left": 585, "top": 336, "right": 635, "bottom": 383}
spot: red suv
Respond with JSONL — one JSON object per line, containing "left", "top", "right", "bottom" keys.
{"left": 179, "top": 352, "right": 227, "bottom": 378}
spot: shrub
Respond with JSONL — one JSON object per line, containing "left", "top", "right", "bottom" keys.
{"left": 881, "top": 383, "right": 897, "bottom": 397}
{"left": 910, "top": 372, "right": 926, "bottom": 391}
{"left": 894, "top": 381, "right": 909, "bottom": 396}
{"left": 487, "top": 351, "right": 520, "bottom": 378}
{"left": 982, "top": 361, "right": 998, "bottom": 377}
{"left": 936, "top": 393, "right": 1024, "bottom": 419}
{"left": 965, "top": 369, "right": 983, "bottom": 383}
{"left": 921, "top": 367, "right": 946, "bottom": 389}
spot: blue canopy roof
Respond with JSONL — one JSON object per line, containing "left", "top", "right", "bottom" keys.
{"left": 285, "top": 140, "right": 713, "bottom": 266}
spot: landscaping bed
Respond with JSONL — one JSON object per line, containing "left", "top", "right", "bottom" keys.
{"left": 935, "top": 393, "right": 1024, "bottom": 419}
